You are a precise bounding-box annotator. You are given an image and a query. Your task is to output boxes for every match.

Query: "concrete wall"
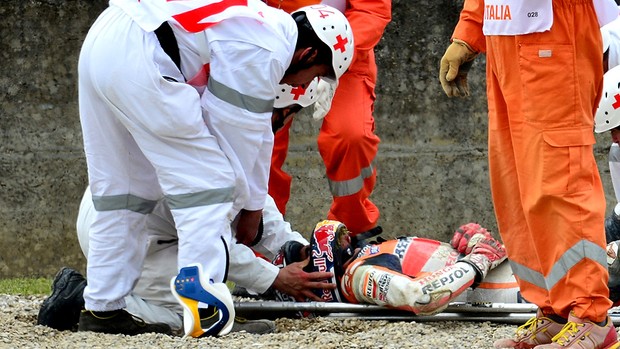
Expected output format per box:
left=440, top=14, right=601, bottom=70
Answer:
left=1, top=0, right=614, bottom=277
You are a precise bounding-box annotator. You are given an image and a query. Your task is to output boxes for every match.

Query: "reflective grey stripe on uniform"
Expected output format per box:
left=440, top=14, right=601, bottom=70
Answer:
left=165, top=187, right=234, bottom=210
left=92, top=194, right=158, bottom=214
left=207, top=77, right=274, bottom=113
left=508, top=240, right=608, bottom=291
left=609, top=144, right=620, bottom=163
left=328, top=163, right=375, bottom=197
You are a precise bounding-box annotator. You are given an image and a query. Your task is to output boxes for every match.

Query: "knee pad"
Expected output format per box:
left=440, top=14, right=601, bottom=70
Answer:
left=171, top=263, right=235, bottom=338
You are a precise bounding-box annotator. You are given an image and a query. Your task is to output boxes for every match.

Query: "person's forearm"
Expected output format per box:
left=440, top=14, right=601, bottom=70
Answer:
left=451, top=0, right=486, bottom=53
left=228, top=243, right=279, bottom=294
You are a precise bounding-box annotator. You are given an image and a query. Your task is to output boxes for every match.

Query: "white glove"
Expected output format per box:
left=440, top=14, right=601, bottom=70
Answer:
left=608, top=241, right=619, bottom=266
left=312, top=79, right=337, bottom=120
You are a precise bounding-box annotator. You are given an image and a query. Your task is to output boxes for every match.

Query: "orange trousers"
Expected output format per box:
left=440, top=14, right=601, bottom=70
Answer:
left=484, top=0, right=610, bottom=321
left=269, top=69, right=381, bottom=235
left=266, top=0, right=390, bottom=236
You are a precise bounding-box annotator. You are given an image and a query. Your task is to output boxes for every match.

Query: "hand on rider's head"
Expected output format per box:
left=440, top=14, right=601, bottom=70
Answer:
left=272, top=256, right=336, bottom=302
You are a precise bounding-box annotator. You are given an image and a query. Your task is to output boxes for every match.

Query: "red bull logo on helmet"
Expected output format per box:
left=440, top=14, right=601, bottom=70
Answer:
left=311, top=221, right=337, bottom=263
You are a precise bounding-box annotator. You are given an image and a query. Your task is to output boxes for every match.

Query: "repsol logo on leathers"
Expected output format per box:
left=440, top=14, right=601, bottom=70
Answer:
left=421, top=266, right=471, bottom=295
left=364, top=270, right=394, bottom=300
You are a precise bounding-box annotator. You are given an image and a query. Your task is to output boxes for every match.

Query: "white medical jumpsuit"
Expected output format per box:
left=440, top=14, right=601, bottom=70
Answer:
left=78, top=0, right=296, bottom=311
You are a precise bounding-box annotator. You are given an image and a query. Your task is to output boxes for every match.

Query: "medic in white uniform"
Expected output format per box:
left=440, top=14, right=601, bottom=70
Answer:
left=595, top=58, right=620, bottom=309
left=78, top=0, right=353, bottom=337
left=599, top=13, right=620, bottom=244
left=73, top=79, right=335, bottom=331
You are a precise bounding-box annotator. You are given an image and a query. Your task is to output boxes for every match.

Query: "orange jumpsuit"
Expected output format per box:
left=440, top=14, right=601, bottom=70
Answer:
left=266, top=0, right=392, bottom=236
left=453, top=0, right=610, bottom=322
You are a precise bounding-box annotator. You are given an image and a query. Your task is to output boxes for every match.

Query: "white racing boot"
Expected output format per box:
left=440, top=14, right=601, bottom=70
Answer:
left=171, top=263, right=235, bottom=338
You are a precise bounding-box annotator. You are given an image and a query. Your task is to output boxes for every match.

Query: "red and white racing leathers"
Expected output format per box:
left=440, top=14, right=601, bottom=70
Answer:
left=341, top=237, right=521, bottom=315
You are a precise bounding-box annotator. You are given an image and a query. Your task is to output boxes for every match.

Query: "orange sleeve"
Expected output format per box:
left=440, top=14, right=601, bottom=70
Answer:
left=345, top=0, right=392, bottom=51
left=451, top=0, right=486, bottom=53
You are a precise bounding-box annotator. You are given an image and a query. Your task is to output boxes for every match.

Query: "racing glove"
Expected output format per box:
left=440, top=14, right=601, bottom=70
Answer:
left=450, top=222, right=492, bottom=255
left=439, top=39, right=478, bottom=97
left=606, top=210, right=620, bottom=243
left=312, top=79, right=337, bottom=121
left=460, top=236, right=507, bottom=286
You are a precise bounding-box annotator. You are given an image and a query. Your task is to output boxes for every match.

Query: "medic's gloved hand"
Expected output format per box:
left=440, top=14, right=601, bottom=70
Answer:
left=450, top=222, right=492, bottom=255
left=461, top=236, right=507, bottom=284
left=439, top=39, right=478, bottom=97
left=312, top=79, right=337, bottom=120
left=606, top=211, right=620, bottom=243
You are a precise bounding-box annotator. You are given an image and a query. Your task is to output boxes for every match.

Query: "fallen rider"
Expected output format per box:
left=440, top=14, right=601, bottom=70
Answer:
left=270, top=220, right=521, bottom=315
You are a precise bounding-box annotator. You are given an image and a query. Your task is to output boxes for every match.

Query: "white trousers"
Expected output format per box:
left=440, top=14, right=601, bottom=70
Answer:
left=78, top=6, right=235, bottom=311
left=77, top=188, right=309, bottom=328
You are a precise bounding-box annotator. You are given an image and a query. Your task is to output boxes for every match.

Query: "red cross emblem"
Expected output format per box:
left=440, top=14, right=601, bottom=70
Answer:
left=333, top=35, right=349, bottom=53
left=613, top=93, right=620, bottom=110
left=290, top=86, right=307, bottom=100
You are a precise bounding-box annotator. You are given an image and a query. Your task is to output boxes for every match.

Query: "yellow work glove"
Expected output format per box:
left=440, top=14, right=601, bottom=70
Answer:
left=439, top=39, right=478, bottom=97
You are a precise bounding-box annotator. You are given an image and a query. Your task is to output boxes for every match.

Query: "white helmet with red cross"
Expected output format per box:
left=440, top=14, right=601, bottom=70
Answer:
left=274, top=78, right=319, bottom=109
left=292, top=4, right=354, bottom=84
left=596, top=65, right=620, bottom=133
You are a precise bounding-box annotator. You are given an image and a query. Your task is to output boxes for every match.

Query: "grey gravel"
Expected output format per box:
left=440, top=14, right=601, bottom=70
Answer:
left=1, top=294, right=525, bottom=349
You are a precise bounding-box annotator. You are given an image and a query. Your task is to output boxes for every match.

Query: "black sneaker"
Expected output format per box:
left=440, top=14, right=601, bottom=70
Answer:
left=78, top=309, right=172, bottom=335
left=199, top=308, right=275, bottom=335
left=37, top=267, right=87, bottom=331
left=231, top=317, right=275, bottom=334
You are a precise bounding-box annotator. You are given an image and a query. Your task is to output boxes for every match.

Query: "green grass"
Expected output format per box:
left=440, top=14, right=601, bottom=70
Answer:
left=0, top=277, right=52, bottom=296
left=0, top=279, right=235, bottom=296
